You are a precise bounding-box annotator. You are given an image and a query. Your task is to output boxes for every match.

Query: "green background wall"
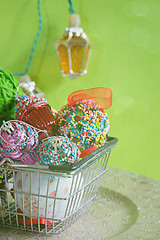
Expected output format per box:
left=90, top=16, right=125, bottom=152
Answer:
left=0, top=0, right=160, bottom=181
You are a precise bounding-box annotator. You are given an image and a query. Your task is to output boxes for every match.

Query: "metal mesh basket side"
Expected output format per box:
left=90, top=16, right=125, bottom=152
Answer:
left=0, top=138, right=117, bottom=234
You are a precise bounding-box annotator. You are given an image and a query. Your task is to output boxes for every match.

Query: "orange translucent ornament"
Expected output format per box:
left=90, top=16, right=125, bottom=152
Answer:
left=55, top=14, right=91, bottom=78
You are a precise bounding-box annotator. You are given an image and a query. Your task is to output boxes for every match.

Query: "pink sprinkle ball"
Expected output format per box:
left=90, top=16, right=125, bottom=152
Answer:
left=0, top=120, right=39, bottom=162
left=56, top=100, right=110, bottom=152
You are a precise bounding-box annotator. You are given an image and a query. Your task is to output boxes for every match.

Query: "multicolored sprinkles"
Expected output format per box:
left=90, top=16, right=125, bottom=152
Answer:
left=56, top=100, right=110, bottom=151
left=0, top=121, right=39, bottom=160
left=37, top=136, right=80, bottom=165
left=15, top=95, right=48, bottom=119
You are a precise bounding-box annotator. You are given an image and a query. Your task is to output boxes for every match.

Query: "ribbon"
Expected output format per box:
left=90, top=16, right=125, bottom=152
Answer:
left=80, top=145, right=97, bottom=158
left=17, top=212, right=51, bottom=226
left=67, top=87, right=112, bottom=109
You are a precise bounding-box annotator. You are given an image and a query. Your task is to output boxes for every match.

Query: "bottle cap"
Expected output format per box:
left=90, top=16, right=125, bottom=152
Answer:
left=69, top=14, right=81, bottom=27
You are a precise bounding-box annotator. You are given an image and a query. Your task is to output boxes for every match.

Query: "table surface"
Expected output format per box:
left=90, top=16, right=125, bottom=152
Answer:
left=1, top=167, right=160, bottom=240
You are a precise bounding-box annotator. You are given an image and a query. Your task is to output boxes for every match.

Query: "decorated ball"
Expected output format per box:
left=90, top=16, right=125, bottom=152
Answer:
left=15, top=96, right=57, bottom=139
left=56, top=100, right=110, bottom=152
left=15, top=95, right=48, bottom=121
left=37, top=136, right=80, bottom=165
left=0, top=120, right=39, bottom=161
left=14, top=171, right=83, bottom=220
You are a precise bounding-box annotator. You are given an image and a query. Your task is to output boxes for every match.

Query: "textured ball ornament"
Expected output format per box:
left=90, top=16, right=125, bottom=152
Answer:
left=0, top=69, right=22, bottom=126
left=0, top=121, right=39, bottom=164
left=37, top=136, right=80, bottom=165
left=57, top=100, right=110, bottom=153
left=15, top=96, right=57, bottom=140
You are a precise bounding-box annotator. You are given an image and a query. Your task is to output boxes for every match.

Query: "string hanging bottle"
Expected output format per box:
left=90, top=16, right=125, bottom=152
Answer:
left=55, top=0, right=91, bottom=78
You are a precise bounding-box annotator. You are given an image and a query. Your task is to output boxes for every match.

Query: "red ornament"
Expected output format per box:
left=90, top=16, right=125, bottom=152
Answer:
left=15, top=96, right=57, bottom=140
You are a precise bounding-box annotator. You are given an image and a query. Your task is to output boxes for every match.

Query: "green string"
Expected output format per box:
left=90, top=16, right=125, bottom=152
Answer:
left=13, top=0, right=42, bottom=76
left=68, top=0, right=75, bottom=14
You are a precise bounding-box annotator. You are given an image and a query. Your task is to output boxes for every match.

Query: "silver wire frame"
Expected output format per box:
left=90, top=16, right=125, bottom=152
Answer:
left=0, top=138, right=117, bottom=234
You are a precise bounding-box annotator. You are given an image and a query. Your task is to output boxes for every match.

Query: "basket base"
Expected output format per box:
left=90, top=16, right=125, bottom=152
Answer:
left=0, top=197, right=95, bottom=234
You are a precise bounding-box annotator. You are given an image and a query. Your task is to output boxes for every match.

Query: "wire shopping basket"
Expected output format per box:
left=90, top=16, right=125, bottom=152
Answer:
left=0, top=137, right=118, bottom=234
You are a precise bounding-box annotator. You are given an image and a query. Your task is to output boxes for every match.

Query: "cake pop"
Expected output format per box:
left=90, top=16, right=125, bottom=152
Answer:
left=56, top=88, right=112, bottom=157
left=15, top=96, right=57, bottom=140
left=37, top=136, right=80, bottom=165
left=57, top=100, right=109, bottom=151
left=0, top=120, right=39, bottom=164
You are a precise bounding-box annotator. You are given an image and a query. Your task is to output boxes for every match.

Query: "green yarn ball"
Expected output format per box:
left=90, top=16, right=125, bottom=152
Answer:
left=0, top=69, right=22, bottom=126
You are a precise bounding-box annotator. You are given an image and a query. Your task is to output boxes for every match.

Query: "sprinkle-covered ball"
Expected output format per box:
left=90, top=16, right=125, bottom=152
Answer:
left=56, top=100, right=110, bottom=152
left=15, top=96, right=57, bottom=139
left=0, top=121, right=39, bottom=160
left=15, top=95, right=48, bottom=120
left=37, top=136, right=80, bottom=165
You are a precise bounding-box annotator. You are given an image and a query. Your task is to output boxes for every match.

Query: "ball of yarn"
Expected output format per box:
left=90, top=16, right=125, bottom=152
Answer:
left=0, top=69, right=22, bottom=126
